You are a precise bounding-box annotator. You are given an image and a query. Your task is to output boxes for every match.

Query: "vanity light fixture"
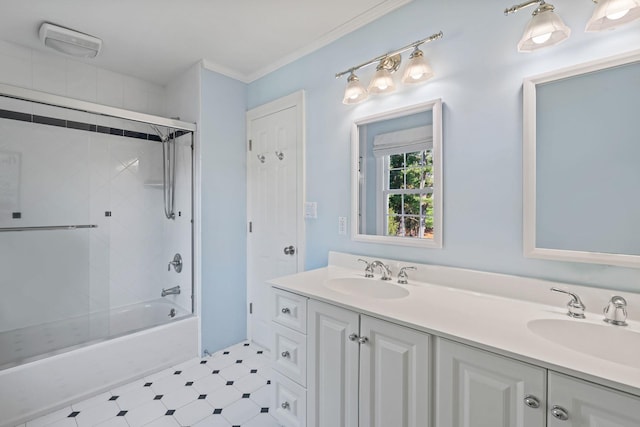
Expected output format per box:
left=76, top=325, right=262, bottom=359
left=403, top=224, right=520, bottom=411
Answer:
left=504, top=0, right=571, bottom=52
left=336, top=31, right=443, bottom=105
left=586, top=0, right=640, bottom=31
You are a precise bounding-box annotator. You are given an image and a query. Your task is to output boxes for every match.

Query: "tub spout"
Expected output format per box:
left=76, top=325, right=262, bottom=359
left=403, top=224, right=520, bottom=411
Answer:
left=161, top=285, right=181, bottom=297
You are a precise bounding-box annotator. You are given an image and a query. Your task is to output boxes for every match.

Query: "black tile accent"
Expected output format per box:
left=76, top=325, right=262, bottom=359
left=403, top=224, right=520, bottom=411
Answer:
left=12, top=212, right=21, bottom=219
left=97, top=125, right=111, bottom=134
left=124, top=130, right=148, bottom=140
left=233, top=425, right=241, bottom=427
left=223, top=351, right=230, bottom=355
left=154, top=395, right=163, bottom=400
left=198, top=394, right=207, bottom=399
left=109, top=396, right=119, bottom=401
left=212, top=370, right=220, bottom=374
left=200, top=360, right=207, bottom=364
left=267, top=380, right=271, bottom=385
left=257, top=351, right=263, bottom=354
left=250, top=369, right=258, bottom=374
left=0, top=109, right=32, bottom=122
left=68, top=411, right=80, bottom=418
left=33, top=115, right=66, bottom=127
left=243, top=343, right=250, bottom=347
left=148, top=134, right=162, bottom=142
left=185, top=381, right=194, bottom=386
left=105, top=211, right=112, bottom=217
left=109, top=127, right=124, bottom=136
left=236, top=360, right=243, bottom=364
left=117, top=410, right=127, bottom=416
left=165, top=409, right=176, bottom=415
left=242, top=393, right=250, bottom=398
left=226, top=381, right=234, bottom=386
left=174, top=370, right=182, bottom=375
left=261, top=408, right=269, bottom=413
left=213, top=408, right=223, bottom=414
left=67, top=120, right=92, bottom=131
left=144, top=382, right=153, bottom=387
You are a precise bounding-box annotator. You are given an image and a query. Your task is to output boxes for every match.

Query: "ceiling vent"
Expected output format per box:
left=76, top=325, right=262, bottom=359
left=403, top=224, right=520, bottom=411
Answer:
left=39, top=22, right=102, bottom=58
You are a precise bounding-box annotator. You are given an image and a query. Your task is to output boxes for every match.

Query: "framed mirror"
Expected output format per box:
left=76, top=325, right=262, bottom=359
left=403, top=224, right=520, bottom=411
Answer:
left=523, top=50, right=640, bottom=268
left=351, top=99, right=442, bottom=248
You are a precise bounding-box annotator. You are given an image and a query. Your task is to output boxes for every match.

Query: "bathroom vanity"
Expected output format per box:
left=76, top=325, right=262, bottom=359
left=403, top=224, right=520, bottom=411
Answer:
left=268, top=252, right=640, bottom=427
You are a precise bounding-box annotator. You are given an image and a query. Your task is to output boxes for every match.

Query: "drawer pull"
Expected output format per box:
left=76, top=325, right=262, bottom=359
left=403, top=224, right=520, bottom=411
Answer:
left=358, top=336, right=369, bottom=344
left=281, top=307, right=291, bottom=314
left=524, top=395, right=540, bottom=409
left=281, top=401, right=290, bottom=410
left=348, top=333, right=359, bottom=342
left=550, top=405, right=569, bottom=421
left=281, top=350, right=291, bottom=358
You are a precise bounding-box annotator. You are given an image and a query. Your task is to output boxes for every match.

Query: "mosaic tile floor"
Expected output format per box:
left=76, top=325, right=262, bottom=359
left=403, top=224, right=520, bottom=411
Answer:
left=18, top=341, right=279, bottom=427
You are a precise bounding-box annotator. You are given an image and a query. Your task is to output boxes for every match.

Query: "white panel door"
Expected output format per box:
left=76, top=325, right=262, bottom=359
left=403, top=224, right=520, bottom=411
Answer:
left=247, top=102, right=300, bottom=349
left=547, top=372, right=640, bottom=427
left=436, top=338, right=546, bottom=427
left=307, top=300, right=360, bottom=427
left=359, top=315, right=430, bottom=427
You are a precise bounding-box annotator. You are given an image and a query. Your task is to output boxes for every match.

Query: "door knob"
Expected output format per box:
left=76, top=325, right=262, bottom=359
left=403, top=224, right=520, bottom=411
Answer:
left=348, top=333, right=359, bottom=341
left=550, top=405, right=569, bottom=421
left=281, top=351, right=290, bottom=358
left=523, top=395, right=540, bottom=409
left=358, top=336, right=369, bottom=344
left=281, top=307, right=291, bottom=314
left=283, top=245, right=296, bottom=255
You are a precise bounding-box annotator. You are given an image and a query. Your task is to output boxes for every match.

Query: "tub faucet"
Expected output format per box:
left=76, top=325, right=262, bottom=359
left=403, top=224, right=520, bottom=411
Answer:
left=370, top=260, right=392, bottom=281
left=161, top=285, right=181, bottom=297
left=603, top=296, right=628, bottom=326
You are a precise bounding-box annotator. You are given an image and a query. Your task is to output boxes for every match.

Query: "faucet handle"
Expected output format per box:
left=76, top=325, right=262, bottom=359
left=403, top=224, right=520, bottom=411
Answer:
left=397, top=266, right=417, bottom=284
left=604, top=296, right=628, bottom=326
left=551, top=287, right=586, bottom=318
left=358, top=259, right=374, bottom=278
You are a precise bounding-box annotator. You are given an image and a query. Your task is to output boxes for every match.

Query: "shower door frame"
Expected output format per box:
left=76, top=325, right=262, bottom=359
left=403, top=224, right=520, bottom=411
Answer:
left=0, top=81, right=199, bottom=315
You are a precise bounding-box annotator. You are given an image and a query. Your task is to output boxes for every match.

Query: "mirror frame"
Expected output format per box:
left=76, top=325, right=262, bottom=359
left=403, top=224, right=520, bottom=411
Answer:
left=523, top=49, right=640, bottom=268
left=351, top=99, right=443, bottom=248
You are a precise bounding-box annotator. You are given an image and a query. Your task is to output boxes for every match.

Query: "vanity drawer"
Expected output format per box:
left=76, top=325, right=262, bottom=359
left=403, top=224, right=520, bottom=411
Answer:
left=273, top=322, right=307, bottom=386
left=273, top=370, right=307, bottom=427
left=273, top=288, right=308, bottom=333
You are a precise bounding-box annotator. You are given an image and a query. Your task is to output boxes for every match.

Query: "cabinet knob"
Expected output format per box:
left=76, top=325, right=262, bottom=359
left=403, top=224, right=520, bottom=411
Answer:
left=550, top=405, right=569, bottom=421
left=281, top=350, right=290, bottom=358
left=358, top=336, right=369, bottom=344
left=523, top=395, right=540, bottom=409
left=281, top=401, right=290, bottom=410
left=281, top=307, right=291, bottom=314
left=348, top=333, right=359, bottom=342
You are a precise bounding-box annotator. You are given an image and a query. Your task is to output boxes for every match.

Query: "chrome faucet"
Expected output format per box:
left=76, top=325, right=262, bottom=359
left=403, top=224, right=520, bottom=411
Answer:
left=603, top=296, right=628, bottom=326
left=397, top=266, right=416, bottom=284
left=370, top=260, right=392, bottom=281
left=161, top=285, right=181, bottom=297
left=358, top=259, right=375, bottom=278
left=551, top=287, right=586, bottom=318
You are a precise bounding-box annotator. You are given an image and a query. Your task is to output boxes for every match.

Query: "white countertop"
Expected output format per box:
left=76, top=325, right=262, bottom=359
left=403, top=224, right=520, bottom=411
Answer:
left=268, top=252, right=640, bottom=397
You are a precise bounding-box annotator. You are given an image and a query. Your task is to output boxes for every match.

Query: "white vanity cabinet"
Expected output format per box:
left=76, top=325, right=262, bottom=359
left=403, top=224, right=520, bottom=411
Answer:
left=547, top=372, right=640, bottom=427
left=436, top=338, right=546, bottom=427
left=307, top=299, right=431, bottom=427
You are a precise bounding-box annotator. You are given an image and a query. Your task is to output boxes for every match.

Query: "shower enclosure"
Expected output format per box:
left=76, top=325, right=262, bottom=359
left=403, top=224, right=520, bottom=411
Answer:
left=0, top=83, right=195, bottom=372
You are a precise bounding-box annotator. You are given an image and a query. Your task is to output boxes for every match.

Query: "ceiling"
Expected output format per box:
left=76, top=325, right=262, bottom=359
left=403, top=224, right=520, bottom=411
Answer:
left=0, top=0, right=411, bottom=86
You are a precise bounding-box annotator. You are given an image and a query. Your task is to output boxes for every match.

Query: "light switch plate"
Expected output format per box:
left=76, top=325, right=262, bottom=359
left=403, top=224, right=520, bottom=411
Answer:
left=304, top=202, right=317, bottom=219
left=338, top=216, right=347, bottom=235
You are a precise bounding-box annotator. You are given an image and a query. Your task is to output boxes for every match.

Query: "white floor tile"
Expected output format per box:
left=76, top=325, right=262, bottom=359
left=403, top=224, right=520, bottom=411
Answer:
left=95, top=416, right=129, bottom=427
left=234, top=374, right=269, bottom=394
left=192, top=414, right=232, bottom=427
left=206, top=355, right=237, bottom=371
left=179, top=363, right=214, bottom=381
left=192, top=374, right=226, bottom=395
left=242, top=413, right=280, bottom=427
left=204, top=385, right=242, bottom=409
left=75, top=401, right=120, bottom=427
left=46, top=418, right=77, bottom=427
left=249, top=384, right=273, bottom=408
left=150, top=374, right=188, bottom=396
left=171, top=357, right=201, bottom=371
left=71, top=392, right=112, bottom=411
left=172, top=400, right=214, bottom=426
left=26, top=406, right=73, bottom=427
left=218, top=363, right=251, bottom=381
left=124, top=400, right=167, bottom=427
left=114, top=383, right=156, bottom=410
left=221, top=398, right=260, bottom=425
left=142, top=416, right=180, bottom=426
left=143, top=367, right=175, bottom=383
left=161, top=386, right=199, bottom=410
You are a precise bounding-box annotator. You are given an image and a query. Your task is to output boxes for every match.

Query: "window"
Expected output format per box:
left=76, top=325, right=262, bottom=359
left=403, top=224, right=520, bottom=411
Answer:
left=383, top=150, right=434, bottom=238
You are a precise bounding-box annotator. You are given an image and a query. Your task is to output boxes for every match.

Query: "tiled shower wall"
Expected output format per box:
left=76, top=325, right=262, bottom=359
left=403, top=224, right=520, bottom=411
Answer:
left=0, top=40, right=193, bottom=333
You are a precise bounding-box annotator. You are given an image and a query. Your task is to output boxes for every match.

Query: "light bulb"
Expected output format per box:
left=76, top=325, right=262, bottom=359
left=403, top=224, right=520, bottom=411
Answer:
left=401, top=47, right=434, bottom=85
left=342, top=72, right=368, bottom=105
left=532, top=32, right=552, bottom=44
left=368, top=66, right=396, bottom=94
left=607, top=8, right=629, bottom=19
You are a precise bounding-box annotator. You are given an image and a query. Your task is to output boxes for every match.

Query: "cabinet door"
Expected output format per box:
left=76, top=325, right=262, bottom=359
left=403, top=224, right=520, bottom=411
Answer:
left=359, top=315, right=431, bottom=427
left=548, top=372, right=640, bottom=427
left=307, top=300, right=359, bottom=427
left=436, top=338, right=546, bottom=427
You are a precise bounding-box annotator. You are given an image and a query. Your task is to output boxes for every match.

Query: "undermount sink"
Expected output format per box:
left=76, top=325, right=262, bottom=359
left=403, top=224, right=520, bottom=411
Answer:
left=323, top=277, right=410, bottom=299
left=527, top=318, right=640, bottom=369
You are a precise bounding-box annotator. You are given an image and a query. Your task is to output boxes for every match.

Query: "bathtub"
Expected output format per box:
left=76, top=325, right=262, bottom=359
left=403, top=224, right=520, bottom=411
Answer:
left=0, top=300, right=198, bottom=426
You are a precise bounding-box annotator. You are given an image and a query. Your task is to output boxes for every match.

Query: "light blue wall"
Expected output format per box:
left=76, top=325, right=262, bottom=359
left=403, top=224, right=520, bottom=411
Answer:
left=200, top=69, right=248, bottom=352
left=247, top=0, right=640, bottom=291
